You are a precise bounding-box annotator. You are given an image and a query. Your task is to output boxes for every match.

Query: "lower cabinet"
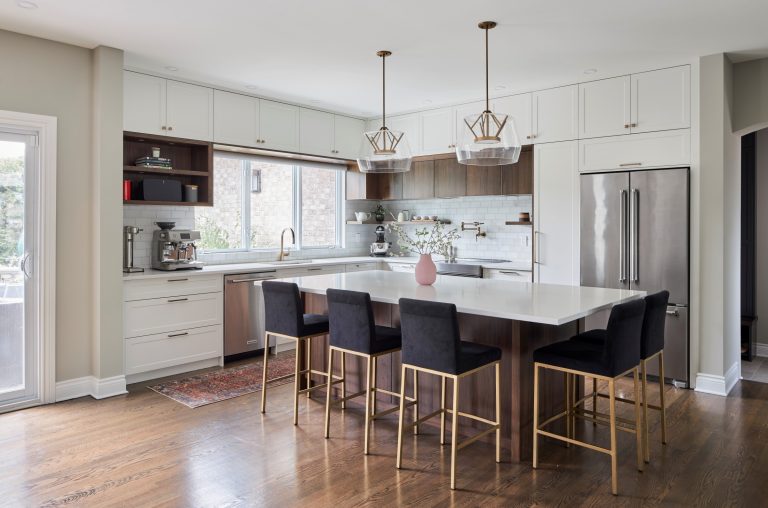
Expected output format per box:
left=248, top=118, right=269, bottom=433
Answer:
left=483, top=269, right=532, bottom=282
left=125, top=325, right=223, bottom=376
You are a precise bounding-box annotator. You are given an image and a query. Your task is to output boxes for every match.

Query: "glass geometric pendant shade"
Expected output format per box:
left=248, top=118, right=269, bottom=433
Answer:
left=358, top=51, right=412, bottom=174
left=456, top=21, right=521, bottom=166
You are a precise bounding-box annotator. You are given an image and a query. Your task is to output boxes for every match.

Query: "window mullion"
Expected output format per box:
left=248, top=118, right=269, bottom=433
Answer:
left=241, top=161, right=250, bottom=249
left=294, top=166, right=302, bottom=250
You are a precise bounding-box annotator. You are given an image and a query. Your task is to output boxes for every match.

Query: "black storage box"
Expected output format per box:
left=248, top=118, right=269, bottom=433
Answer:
left=134, top=178, right=182, bottom=202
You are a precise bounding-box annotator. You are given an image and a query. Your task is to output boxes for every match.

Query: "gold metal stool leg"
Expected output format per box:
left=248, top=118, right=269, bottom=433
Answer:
left=371, top=355, right=378, bottom=416
left=633, top=368, right=644, bottom=472
left=532, top=364, right=540, bottom=469
left=641, top=359, right=650, bottom=463
left=395, top=364, right=407, bottom=469
left=609, top=378, right=618, bottom=496
left=306, top=338, right=312, bottom=399
left=450, top=376, right=460, bottom=490
left=495, top=362, right=501, bottom=463
left=592, top=377, right=598, bottom=426
left=440, top=376, right=447, bottom=445
left=340, top=351, right=346, bottom=409
left=413, top=369, right=420, bottom=435
left=659, top=351, right=668, bottom=445
left=293, top=337, right=301, bottom=425
left=261, top=332, right=270, bottom=413
left=323, top=347, right=335, bottom=438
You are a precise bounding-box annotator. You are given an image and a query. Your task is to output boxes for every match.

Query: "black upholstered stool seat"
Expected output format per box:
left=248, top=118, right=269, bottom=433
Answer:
left=324, top=289, right=406, bottom=455
left=533, top=339, right=612, bottom=377
left=396, top=298, right=501, bottom=490
left=261, top=281, right=331, bottom=425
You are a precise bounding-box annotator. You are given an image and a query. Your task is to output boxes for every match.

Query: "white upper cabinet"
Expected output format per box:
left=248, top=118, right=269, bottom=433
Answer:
left=299, top=108, right=335, bottom=156
left=388, top=113, right=422, bottom=155
left=165, top=81, right=213, bottom=140
left=259, top=100, right=300, bottom=152
left=453, top=101, right=486, bottom=149
left=578, top=76, right=630, bottom=139
left=631, top=66, right=690, bottom=133
left=213, top=90, right=260, bottom=147
left=534, top=141, right=579, bottom=285
left=333, top=115, right=365, bottom=160
left=492, top=93, right=533, bottom=144
left=532, top=85, right=579, bottom=144
left=124, top=72, right=166, bottom=135
left=421, top=108, right=455, bottom=154
left=578, top=129, right=691, bottom=173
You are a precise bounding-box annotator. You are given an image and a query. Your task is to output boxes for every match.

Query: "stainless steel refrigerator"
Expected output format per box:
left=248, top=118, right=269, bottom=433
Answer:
left=580, top=167, right=689, bottom=387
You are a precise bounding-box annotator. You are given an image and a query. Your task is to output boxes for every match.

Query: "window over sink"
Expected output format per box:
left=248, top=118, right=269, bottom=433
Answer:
left=195, top=151, right=343, bottom=252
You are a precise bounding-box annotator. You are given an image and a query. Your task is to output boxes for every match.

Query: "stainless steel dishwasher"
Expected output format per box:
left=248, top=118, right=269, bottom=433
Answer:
left=224, top=270, right=277, bottom=357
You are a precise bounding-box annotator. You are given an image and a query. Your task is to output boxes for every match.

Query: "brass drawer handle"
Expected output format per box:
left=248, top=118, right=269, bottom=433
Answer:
left=167, top=332, right=189, bottom=338
left=167, top=278, right=189, bottom=282
left=619, top=162, right=642, bottom=167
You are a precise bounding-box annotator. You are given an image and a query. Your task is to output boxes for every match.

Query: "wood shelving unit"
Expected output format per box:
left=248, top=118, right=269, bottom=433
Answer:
left=505, top=221, right=533, bottom=226
left=123, top=132, right=213, bottom=206
left=346, top=219, right=451, bottom=225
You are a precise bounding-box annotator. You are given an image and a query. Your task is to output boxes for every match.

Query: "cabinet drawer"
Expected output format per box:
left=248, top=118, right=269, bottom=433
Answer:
left=345, top=262, right=379, bottom=272
left=483, top=269, right=532, bottom=282
left=578, top=130, right=690, bottom=173
left=276, top=264, right=345, bottom=278
left=124, top=292, right=223, bottom=338
left=125, top=325, right=222, bottom=375
left=124, top=274, right=222, bottom=301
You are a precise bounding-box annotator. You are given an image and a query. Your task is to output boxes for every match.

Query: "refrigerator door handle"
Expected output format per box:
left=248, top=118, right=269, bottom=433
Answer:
left=619, top=189, right=627, bottom=283
left=630, top=188, right=639, bottom=283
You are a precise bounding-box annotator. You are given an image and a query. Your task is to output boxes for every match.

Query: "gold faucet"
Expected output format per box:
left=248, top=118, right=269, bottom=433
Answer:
left=278, top=227, right=295, bottom=261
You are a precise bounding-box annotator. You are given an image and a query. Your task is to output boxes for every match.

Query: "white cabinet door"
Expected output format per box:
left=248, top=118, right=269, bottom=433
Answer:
left=578, top=76, right=630, bottom=139
left=124, top=72, right=166, bottom=135
left=534, top=141, right=579, bottom=285
left=166, top=80, right=214, bottom=140
left=387, top=113, right=422, bottom=155
left=213, top=90, right=260, bottom=147
left=125, top=325, right=222, bottom=376
left=631, top=66, right=691, bottom=133
left=299, top=108, right=335, bottom=156
left=259, top=99, right=300, bottom=152
left=578, top=129, right=691, bottom=173
left=334, top=115, right=364, bottom=159
left=123, top=292, right=223, bottom=339
left=532, top=85, right=578, bottom=144
left=453, top=101, right=486, bottom=148
left=420, top=108, right=455, bottom=154
left=493, top=93, right=533, bottom=144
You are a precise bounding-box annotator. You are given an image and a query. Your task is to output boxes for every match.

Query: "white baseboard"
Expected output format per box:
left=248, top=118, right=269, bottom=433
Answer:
left=756, top=343, right=768, bottom=358
left=56, top=375, right=127, bottom=402
left=125, top=357, right=221, bottom=385
left=695, top=361, right=740, bottom=397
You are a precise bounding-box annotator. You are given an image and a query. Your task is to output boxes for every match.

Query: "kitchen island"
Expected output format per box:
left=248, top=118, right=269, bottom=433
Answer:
left=271, top=271, right=644, bottom=462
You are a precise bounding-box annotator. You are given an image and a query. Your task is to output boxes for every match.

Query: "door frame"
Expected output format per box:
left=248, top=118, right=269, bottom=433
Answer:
left=0, top=109, right=57, bottom=411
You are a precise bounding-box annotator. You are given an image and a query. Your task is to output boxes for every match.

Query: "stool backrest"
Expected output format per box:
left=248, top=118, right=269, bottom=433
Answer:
left=262, top=281, right=304, bottom=337
left=604, top=298, right=646, bottom=376
left=327, top=289, right=376, bottom=352
left=399, top=298, right=461, bottom=372
left=641, top=290, right=670, bottom=359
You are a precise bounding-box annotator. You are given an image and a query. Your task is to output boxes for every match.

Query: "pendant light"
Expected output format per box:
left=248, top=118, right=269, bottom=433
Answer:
left=456, top=21, right=521, bottom=166
left=357, top=50, right=412, bottom=174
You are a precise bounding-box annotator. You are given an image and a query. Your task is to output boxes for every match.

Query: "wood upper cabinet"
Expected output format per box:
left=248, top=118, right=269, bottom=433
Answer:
left=124, top=71, right=213, bottom=140
left=402, top=160, right=435, bottom=199
left=259, top=99, right=300, bottom=152
left=631, top=66, right=690, bottom=133
left=532, top=85, right=579, bottom=144
left=334, top=115, right=365, bottom=159
left=578, top=76, right=631, bottom=139
left=213, top=90, right=260, bottom=147
left=434, top=158, right=466, bottom=198
left=501, top=148, right=533, bottom=195
left=299, top=108, right=335, bottom=156
left=373, top=172, right=403, bottom=200
left=124, top=72, right=166, bottom=136
left=492, top=93, right=533, bottom=144
left=466, top=166, right=501, bottom=196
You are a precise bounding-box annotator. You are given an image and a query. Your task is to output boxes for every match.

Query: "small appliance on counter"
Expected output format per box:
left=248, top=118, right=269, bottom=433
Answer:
left=151, top=222, right=204, bottom=271
left=370, top=225, right=391, bottom=257
left=123, top=225, right=144, bottom=273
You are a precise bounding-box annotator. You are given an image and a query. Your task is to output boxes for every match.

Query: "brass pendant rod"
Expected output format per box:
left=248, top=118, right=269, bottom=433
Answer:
left=485, top=25, right=490, bottom=113
left=382, top=52, right=387, bottom=130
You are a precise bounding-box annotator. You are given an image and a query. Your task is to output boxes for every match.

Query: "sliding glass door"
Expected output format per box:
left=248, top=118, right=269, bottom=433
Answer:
left=0, top=130, right=39, bottom=407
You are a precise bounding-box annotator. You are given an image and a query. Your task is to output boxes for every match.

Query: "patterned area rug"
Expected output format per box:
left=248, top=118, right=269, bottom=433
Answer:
left=148, top=351, right=296, bottom=408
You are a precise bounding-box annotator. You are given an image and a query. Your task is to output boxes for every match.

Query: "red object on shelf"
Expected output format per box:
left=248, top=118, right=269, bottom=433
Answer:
left=123, top=180, right=132, bottom=201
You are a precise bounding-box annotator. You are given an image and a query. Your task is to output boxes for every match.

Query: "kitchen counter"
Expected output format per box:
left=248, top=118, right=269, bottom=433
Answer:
left=275, top=271, right=642, bottom=326
left=121, top=256, right=533, bottom=281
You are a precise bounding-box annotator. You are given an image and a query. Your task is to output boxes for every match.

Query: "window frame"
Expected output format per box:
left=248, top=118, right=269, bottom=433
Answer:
left=198, top=152, right=344, bottom=253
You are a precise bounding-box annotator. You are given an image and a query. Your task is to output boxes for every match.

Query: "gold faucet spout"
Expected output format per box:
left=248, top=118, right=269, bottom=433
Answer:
left=278, top=227, right=296, bottom=261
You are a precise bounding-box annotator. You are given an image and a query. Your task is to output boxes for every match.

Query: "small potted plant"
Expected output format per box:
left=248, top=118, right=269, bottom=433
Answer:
left=387, top=222, right=461, bottom=285
left=373, top=204, right=388, bottom=223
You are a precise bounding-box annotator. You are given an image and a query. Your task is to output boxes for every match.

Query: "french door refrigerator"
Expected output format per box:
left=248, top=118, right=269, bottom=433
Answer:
left=580, top=167, right=689, bottom=386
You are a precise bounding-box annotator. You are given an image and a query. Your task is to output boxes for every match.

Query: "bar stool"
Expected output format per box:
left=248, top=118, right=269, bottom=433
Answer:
left=396, top=298, right=501, bottom=491
left=572, top=290, right=670, bottom=463
left=532, top=298, right=646, bottom=496
left=324, top=289, right=416, bottom=455
left=261, top=281, right=330, bottom=425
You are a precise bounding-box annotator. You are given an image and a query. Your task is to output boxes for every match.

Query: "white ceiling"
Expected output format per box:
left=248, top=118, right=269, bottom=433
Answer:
left=1, top=0, right=768, bottom=117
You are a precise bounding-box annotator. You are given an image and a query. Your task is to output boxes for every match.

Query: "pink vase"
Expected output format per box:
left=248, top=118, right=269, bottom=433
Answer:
left=415, top=254, right=437, bottom=285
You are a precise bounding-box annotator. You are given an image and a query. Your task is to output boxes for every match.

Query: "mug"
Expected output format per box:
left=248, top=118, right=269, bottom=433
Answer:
left=355, top=212, right=372, bottom=222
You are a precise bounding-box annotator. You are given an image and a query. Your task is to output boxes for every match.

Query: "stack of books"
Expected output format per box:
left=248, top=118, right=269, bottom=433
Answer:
left=135, top=157, right=172, bottom=169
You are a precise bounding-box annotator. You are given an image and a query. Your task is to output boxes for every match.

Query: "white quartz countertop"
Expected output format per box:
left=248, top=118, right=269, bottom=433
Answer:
left=122, top=256, right=532, bottom=281
left=271, top=271, right=644, bottom=326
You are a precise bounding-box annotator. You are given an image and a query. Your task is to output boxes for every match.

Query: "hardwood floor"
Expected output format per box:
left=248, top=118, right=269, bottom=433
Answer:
left=2, top=360, right=768, bottom=507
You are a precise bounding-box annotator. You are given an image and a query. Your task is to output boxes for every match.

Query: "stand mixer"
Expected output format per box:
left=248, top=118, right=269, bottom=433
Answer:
left=370, top=225, right=391, bottom=257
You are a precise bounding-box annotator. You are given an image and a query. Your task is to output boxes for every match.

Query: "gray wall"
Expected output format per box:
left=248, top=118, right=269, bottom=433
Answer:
left=734, top=58, right=768, bottom=133
left=756, top=129, right=768, bottom=344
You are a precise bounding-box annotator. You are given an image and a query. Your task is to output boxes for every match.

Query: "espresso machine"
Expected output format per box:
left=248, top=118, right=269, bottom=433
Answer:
left=151, top=222, right=204, bottom=271
left=370, top=225, right=391, bottom=257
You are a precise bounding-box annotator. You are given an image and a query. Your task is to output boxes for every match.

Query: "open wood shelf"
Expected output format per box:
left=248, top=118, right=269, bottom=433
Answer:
left=123, top=165, right=208, bottom=177
left=505, top=221, right=533, bottom=226
left=346, top=219, right=451, bottom=225
left=123, top=200, right=202, bottom=206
